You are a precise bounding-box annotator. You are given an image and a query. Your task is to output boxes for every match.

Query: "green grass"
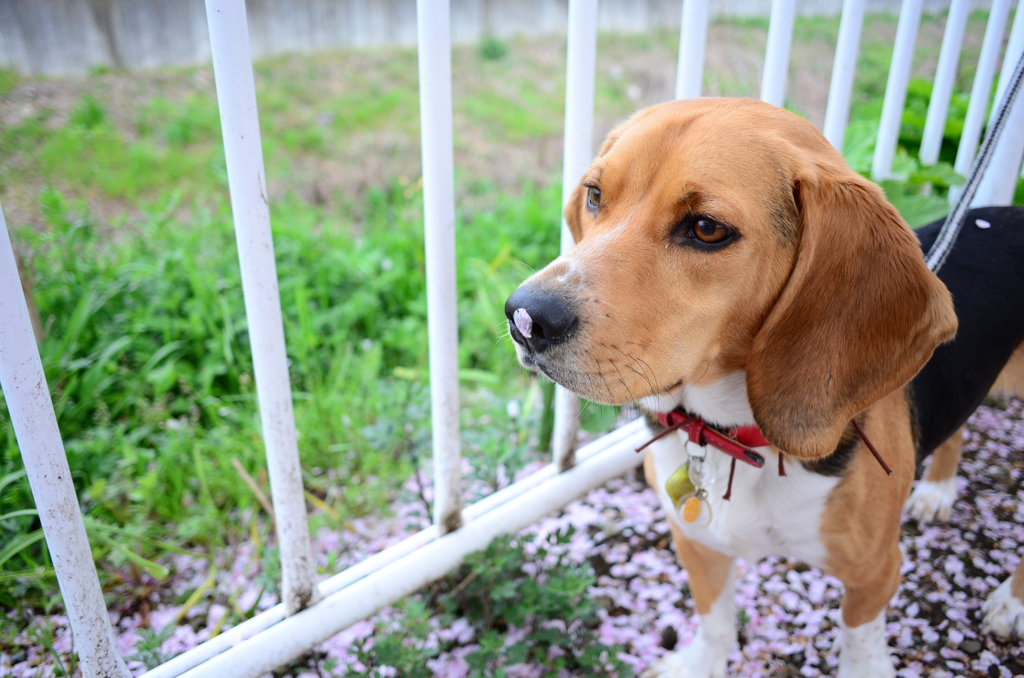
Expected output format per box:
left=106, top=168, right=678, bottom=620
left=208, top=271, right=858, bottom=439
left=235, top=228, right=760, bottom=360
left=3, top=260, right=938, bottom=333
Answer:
left=330, top=87, right=418, bottom=134
left=0, top=178, right=561, bottom=610
left=460, top=87, right=563, bottom=140
left=0, top=68, right=19, bottom=97
left=38, top=123, right=213, bottom=199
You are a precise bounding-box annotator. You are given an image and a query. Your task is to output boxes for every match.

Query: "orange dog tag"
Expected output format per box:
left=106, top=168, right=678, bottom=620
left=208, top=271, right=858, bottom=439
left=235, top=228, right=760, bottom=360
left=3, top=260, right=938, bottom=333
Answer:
left=682, top=496, right=701, bottom=523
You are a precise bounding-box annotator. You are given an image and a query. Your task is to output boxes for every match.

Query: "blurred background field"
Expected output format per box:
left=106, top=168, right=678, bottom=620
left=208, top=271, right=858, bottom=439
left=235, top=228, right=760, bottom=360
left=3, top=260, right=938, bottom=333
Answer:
left=2, top=10, right=1024, bottom=674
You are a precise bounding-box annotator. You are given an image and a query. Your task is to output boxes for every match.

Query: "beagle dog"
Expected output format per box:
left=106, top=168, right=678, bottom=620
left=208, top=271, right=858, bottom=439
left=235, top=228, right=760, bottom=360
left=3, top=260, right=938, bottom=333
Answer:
left=504, top=97, right=1024, bottom=677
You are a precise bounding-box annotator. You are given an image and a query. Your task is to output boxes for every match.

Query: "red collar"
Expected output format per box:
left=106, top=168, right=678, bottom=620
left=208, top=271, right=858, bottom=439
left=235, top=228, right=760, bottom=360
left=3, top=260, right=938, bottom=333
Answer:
left=636, top=407, right=768, bottom=468
left=635, top=407, right=893, bottom=477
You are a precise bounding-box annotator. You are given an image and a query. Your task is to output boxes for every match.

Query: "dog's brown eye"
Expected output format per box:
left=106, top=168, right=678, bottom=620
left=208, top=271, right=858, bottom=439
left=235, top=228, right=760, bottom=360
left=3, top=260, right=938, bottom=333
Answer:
left=586, top=186, right=601, bottom=211
left=692, top=219, right=730, bottom=244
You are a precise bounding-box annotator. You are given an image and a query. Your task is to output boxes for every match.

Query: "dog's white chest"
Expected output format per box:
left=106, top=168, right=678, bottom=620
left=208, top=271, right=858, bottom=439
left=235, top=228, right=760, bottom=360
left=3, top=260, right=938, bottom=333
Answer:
left=648, top=431, right=839, bottom=566
left=642, top=374, right=842, bottom=566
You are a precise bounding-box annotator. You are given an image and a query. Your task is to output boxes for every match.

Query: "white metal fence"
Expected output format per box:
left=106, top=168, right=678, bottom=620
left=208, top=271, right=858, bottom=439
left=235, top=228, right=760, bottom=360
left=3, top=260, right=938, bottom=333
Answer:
left=1, top=0, right=1023, bottom=676
left=3, top=0, right=991, bottom=77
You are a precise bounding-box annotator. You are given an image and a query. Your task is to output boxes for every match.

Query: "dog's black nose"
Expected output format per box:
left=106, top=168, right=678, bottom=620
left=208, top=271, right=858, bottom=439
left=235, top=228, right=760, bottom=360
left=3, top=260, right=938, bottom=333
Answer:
left=504, top=286, right=578, bottom=354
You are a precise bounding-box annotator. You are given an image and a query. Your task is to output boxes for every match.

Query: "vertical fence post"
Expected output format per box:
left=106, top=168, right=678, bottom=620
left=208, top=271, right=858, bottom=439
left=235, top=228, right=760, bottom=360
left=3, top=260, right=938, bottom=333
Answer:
left=0, top=207, right=131, bottom=678
left=991, top=0, right=1024, bottom=127
left=204, top=0, right=319, bottom=614
left=553, top=0, right=599, bottom=472
left=676, top=0, right=709, bottom=99
left=416, top=0, right=463, bottom=532
left=872, top=0, right=923, bottom=180
left=823, top=0, right=866, bottom=149
left=953, top=0, right=1013, bottom=183
left=761, top=0, right=797, bottom=107
left=973, top=4, right=1024, bottom=205
left=919, top=0, right=971, bottom=166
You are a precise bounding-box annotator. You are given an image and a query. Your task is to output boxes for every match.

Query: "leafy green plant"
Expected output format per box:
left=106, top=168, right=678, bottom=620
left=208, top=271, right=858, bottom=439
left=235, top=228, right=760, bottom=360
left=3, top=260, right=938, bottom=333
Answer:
left=348, top=599, right=438, bottom=677
left=128, top=624, right=177, bottom=670
left=479, top=37, right=509, bottom=61
left=841, top=77, right=985, bottom=227
left=69, top=95, right=106, bottom=129
left=449, top=531, right=633, bottom=675
left=579, top=401, right=620, bottom=434
left=347, top=531, right=633, bottom=677
left=898, top=79, right=970, bottom=166
left=461, top=385, right=545, bottom=498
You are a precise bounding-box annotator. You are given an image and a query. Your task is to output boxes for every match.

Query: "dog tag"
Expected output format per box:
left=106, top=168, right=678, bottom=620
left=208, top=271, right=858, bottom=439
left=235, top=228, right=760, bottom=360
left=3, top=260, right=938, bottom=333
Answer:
left=681, top=489, right=712, bottom=529
left=665, top=462, right=696, bottom=509
left=682, top=495, right=701, bottom=522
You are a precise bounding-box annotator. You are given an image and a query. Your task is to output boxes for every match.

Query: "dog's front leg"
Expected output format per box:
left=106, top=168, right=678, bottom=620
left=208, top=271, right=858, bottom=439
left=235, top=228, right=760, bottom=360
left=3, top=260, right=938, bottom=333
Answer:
left=641, top=525, right=736, bottom=678
left=835, top=544, right=901, bottom=678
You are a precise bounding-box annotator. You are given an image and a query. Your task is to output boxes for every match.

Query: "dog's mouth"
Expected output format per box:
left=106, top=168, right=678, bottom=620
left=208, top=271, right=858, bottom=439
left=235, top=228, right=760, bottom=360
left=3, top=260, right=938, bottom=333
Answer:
left=507, top=318, right=557, bottom=376
left=508, top=315, right=650, bottom=405
left=506, top=313, right=590, bottom=393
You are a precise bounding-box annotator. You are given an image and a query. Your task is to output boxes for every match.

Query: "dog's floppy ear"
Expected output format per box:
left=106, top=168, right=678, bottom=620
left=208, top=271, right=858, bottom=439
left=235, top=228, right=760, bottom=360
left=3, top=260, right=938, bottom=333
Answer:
left=747, top=175, right=957, bottom=459
left=563, top=183, right=584, bottom=244
left=564, top=111, right=655, bottom=244
left=563, top=122, right=628, bottom=244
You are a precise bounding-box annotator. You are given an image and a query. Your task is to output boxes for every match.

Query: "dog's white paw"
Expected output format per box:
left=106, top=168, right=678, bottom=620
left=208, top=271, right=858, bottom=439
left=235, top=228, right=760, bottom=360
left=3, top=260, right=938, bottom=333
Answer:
left=640, top=638, right=728, bottom=678
left=904, top=478, right=956, bottom=523
left=982, top=579, right=1024, bottom=638
left=836, top=612, right=895, bottom=678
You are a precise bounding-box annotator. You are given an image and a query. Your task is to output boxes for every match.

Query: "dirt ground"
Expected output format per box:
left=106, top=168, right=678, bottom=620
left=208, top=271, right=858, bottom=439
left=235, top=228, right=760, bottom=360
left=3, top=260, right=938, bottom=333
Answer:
left=0, top=13, right=991, bottom=234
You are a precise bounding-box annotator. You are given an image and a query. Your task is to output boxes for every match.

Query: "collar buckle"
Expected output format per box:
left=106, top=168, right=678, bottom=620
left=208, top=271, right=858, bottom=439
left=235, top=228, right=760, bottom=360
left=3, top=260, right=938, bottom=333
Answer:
left=639, top=407, right=766, bottom=468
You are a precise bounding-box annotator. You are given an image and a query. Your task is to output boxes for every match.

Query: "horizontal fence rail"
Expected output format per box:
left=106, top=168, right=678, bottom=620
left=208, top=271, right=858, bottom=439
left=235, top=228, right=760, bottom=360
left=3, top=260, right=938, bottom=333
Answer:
left=161, top=421, right=649, bottom=678
left=4, top=0, right=1024, bottom=677
left=143, top=419, right=647, bottom=678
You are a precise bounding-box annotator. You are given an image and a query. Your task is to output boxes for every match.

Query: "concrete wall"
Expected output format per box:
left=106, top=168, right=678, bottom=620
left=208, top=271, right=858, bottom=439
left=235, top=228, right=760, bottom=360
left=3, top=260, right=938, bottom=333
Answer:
left=0, top=0, right=962, bottom=76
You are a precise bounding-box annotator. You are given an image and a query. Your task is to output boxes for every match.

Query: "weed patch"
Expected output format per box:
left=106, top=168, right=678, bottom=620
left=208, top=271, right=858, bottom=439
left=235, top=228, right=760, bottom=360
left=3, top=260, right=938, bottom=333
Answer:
left=344, top=531, right=633, bottom=677
left=0, top=180, right=562, bottom=612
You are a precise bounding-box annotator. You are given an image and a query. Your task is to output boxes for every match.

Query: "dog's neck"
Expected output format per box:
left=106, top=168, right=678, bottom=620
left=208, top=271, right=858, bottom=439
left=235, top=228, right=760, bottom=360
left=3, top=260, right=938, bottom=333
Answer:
left=640, top=371, right=756, bottom=430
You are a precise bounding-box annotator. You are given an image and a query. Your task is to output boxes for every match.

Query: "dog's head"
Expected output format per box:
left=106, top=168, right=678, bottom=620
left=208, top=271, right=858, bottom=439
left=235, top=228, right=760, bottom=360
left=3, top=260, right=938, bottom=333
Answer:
left=505, top=98, right=956, bottom=459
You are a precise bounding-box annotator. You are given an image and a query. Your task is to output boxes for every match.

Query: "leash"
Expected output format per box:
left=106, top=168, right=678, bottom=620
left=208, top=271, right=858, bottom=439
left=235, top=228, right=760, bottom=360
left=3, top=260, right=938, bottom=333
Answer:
left=924, top=48, right=1024, bottom=274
